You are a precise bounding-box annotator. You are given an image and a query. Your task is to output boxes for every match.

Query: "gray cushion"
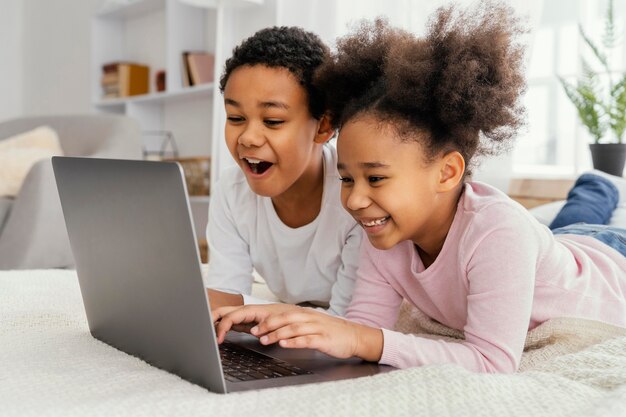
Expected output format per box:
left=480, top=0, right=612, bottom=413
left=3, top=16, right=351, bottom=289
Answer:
left=0, top=114, right=143, bottom=270
left=0, top=197, right=13, bottom=230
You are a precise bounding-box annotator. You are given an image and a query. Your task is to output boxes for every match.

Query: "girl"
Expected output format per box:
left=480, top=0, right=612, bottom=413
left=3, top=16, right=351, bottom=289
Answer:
left=214, top=4, right=626, bottom=373
left=206, top=27, right=361, bottom=316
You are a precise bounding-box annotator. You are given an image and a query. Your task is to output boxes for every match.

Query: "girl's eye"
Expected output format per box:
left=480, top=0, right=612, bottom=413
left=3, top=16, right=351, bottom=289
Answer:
left=368, top=176, right=385, bottom=183
left=227, top=116, right=244, bottom=123
left=264, top=119, right=284, bottom=127
left=339, top=176, right=353, bottom=184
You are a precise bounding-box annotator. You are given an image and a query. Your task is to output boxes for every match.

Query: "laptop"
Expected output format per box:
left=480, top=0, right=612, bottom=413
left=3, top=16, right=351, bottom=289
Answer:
left=52, top=156, right=393, bottom=393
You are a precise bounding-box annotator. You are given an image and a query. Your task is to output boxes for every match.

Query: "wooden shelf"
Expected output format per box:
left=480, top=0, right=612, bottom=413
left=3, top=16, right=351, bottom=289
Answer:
left=96, top=0, right=166, bottom=19
left=94, top=83, right=214, bottom=108
left=178, top=0, right=263, bottom=9
left=96, top=0, right=263, bottom=20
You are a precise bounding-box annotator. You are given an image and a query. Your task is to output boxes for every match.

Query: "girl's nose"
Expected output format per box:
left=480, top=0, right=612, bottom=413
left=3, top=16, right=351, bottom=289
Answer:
left=344, top=184, right=371, bottom=211
left=238, top=124, right=265, bottom=148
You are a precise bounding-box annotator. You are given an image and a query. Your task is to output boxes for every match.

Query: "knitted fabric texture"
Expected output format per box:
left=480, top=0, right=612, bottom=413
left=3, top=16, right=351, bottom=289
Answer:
left=2, top=270, right=625, bottom=417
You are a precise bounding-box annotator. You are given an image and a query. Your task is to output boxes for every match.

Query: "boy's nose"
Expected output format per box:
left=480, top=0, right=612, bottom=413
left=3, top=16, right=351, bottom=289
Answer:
left=238, top=124, right=265, bottom=148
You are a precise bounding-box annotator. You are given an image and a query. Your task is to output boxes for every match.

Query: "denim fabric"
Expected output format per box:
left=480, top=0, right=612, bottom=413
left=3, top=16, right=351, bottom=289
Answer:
left=552, top=224, right=626, bottom=257
left=549, top=173, right=619, bottom=230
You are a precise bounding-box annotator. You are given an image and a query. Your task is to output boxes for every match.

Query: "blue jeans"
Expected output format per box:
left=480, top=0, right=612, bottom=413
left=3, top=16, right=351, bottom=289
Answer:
left=550, top=173, right=626, bottom=257
left=549, top=173, right=618, bottom=229
left=552, top=224, right=626, bottom=257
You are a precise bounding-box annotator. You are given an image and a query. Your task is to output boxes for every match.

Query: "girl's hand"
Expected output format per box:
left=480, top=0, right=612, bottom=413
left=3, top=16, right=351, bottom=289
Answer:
left=213, top=304, right=300, bottom=342
left=214, top=304, right=384, bottom=361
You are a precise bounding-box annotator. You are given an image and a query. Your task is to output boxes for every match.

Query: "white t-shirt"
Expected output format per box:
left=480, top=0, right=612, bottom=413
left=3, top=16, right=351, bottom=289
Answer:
left=205, top=145, right=361, bottom=316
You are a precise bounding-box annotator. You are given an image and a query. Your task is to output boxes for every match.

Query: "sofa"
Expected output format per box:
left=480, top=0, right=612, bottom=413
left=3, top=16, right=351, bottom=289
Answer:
left=0, top=114, right=142, bottom=270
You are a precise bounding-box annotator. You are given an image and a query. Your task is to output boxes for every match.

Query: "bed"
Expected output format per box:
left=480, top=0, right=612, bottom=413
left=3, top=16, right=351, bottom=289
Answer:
left=2, top=268, right=626, bottom=417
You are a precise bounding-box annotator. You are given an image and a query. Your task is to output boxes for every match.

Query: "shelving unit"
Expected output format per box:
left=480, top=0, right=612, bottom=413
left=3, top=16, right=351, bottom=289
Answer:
left=95, top=83, right=214, bottom=108
left=91, top=0, right=214, bottom=158
left=91, top=0, right=277, bottom=241
left=91, top=0, right=274, bottom=172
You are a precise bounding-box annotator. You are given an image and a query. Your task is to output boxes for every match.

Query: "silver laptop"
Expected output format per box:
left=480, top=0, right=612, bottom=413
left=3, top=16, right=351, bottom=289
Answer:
left=52, top=156, right=392, bottom=393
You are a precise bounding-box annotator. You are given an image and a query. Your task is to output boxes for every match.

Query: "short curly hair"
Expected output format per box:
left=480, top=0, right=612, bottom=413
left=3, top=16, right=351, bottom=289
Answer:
left=315, top=2, right=526, bottom=174
left=219, top=26, right=330, bottom=120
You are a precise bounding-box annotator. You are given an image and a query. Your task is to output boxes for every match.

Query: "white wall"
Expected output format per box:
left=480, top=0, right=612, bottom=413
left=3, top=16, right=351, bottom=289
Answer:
left=20, top=0, right=100, bottom=116
left=276, top=0, right=337, bottom=44
left=0, top=0, right=24, bottom=121
left=1, top=0, right=541, bottom=191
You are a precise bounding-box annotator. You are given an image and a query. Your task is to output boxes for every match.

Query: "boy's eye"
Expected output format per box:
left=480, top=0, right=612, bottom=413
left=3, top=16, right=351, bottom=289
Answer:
left=264, top=119, right=284, bottom=127
left=227, top=116, right=244, bottom=123
left=339, top=176, right=353, bottom=184
left=368, top=176, right=385, bottom=183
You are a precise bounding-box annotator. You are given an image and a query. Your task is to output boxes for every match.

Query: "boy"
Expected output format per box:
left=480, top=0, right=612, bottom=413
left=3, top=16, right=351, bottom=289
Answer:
left=205, top=26, right=361, bottom=316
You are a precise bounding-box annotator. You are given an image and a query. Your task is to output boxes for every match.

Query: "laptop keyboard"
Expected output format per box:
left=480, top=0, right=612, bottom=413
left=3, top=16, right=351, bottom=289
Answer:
left=219, top=341, right=312, bottom=382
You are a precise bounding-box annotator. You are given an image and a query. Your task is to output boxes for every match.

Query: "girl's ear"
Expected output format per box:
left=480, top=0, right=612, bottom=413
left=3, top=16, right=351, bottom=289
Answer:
left=313, top=114, right=336, bottom=144
left=438, top=151, right=465, bottom=192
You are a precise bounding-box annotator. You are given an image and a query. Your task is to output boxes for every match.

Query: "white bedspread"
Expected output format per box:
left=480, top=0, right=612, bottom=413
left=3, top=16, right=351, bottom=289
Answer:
left=2, top=269, right=626, bottom=417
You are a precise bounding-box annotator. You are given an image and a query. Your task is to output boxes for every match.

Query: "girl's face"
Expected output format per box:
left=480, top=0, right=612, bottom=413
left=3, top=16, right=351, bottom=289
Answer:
left=337, top=115, right=456, bottom=251
left=223, top=65, right=325, bottom=198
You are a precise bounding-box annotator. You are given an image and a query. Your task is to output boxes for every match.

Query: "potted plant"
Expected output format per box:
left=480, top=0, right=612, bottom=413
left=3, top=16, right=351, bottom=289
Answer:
left=559, top=0, right=626, bottom=176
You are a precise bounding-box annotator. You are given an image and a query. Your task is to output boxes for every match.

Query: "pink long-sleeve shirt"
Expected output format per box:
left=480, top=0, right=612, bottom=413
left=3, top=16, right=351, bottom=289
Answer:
left=345, top=182, right=626, bottom=373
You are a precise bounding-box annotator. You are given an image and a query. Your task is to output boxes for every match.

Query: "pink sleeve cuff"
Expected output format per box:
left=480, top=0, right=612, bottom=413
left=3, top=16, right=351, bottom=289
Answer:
left=379, top=328, right=404, bottom=368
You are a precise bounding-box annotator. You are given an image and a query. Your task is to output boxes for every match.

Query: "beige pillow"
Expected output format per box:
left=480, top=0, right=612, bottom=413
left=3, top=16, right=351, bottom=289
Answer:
left=0, top=126, right=64, bottom=197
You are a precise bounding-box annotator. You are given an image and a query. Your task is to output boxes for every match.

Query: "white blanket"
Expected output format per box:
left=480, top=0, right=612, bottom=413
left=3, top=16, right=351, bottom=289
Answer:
left=2, top=269, right=626, bottom=417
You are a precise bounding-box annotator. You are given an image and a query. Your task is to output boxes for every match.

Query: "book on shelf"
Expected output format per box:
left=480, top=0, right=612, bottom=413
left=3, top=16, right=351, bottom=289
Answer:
left=181, top=52, right=214, bottom=87
left=100, top=62, right=149, bottom=99
left=181, top=52, right=192, bottom=87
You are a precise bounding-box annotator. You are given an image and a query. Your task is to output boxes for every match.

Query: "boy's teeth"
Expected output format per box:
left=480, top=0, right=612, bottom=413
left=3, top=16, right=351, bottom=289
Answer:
left=245, top=157, right=262, bottom=164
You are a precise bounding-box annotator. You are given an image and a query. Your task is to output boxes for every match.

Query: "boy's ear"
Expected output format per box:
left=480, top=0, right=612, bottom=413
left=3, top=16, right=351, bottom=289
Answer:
left=313, top=114, right=336, bottom=144
left=437, top=151, right=465, bottom=192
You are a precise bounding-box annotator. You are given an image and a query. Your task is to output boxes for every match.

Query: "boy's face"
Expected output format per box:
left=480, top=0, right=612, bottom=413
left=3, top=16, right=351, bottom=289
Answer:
left=337, top=115, right=446, bottom=251
left=223, top=65, right=322, bottom=198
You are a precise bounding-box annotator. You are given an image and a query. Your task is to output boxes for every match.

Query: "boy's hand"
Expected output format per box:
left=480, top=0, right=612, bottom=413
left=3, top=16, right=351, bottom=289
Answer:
left=214, top=304, right=383, bottom=362
left=207, top=289, right=243, bottom=312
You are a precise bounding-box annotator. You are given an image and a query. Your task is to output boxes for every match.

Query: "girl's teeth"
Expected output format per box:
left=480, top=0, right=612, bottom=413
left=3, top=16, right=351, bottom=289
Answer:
left=245, top=158, right=262, bottom=164
left=363, top=217, right=388, bottom=226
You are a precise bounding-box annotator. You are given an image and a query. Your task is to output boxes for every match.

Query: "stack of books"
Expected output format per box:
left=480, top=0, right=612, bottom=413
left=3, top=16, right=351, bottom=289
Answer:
left=181, top=52, right=214, bottom=87
left=101, top=62, right=150, bottom=99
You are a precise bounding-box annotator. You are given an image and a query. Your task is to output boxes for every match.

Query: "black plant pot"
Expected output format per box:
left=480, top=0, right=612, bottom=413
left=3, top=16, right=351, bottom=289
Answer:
left=589, top=143, right=626, bottom=177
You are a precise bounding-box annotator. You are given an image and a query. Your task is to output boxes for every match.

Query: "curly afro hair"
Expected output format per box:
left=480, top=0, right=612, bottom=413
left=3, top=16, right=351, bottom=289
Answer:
left=315, top=1, right=527, bottom=174
left=219, top=26, right=330, bottom=120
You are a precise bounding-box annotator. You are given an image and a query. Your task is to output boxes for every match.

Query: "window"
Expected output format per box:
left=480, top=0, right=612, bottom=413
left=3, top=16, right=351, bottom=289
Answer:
left=327, top=0, right=626, bottom=177
left=515, top=0, right=626, bottom=177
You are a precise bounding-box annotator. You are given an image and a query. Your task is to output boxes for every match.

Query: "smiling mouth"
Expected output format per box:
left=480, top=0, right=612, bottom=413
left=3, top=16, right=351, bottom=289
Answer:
left=243, top=157, right=273, bottom=175
left=360, top=216, right=390, bottom=227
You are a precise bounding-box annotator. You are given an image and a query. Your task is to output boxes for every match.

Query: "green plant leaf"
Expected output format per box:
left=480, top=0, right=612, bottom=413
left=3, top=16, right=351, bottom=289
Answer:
left=609, top=73, right=626, bottom=143
left=559, top=76, right=606, bottom=142
left=562, top=0, right=624, bottom=144
left=603, top=0, right=617, bottom=50
left=579, top=24, right=609, bottom=73
left=581, top=59, right=599, bottom=89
